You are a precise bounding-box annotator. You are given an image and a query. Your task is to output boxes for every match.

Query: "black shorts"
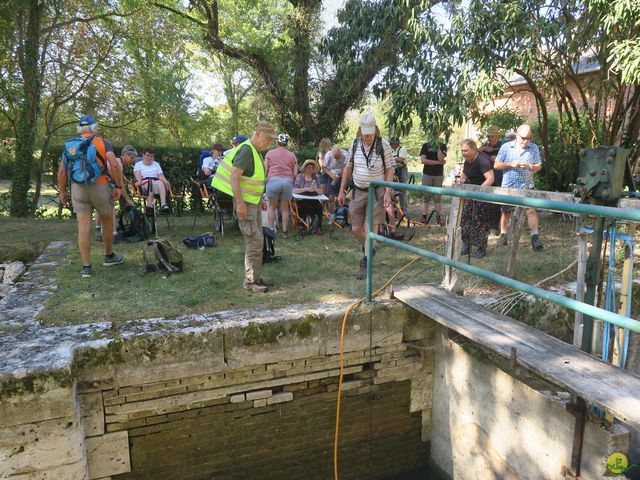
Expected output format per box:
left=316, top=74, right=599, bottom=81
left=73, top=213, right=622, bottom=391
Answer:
left=501, top=205, right=515, bottom=213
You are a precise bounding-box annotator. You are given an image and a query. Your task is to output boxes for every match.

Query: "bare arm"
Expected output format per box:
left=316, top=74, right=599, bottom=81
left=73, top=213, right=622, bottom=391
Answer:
left=57, top=161, right=69, bottom=206
left=106, top=152, right=122, bottom=200
left=337, top=163, right=353, bottom=206
left=481, top=170, right=494, bottom=187
left=230, top=166, right=247, bottom=220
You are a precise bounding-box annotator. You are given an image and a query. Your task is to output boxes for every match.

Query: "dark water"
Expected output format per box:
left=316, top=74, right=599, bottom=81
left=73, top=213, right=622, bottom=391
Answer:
left=380, top=462, right=449, bottom=480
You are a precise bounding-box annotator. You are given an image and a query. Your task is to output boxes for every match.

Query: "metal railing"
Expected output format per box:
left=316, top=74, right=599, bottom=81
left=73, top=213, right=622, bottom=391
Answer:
left=365, top=181, right=640, bottom=334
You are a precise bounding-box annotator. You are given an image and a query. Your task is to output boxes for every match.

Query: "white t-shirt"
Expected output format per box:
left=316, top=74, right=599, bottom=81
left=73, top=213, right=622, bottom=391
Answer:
left=202, top=156, right=221, bottom=175
left=348, top=138, right=395, bottom=189
left=133, top=160, right=163, bottom=179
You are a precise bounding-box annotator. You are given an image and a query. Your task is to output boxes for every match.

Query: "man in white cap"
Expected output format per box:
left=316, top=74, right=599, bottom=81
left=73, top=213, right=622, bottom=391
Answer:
left=338, top=113, right=395, bottom=279
left=212, top=121, right=277, bottom=292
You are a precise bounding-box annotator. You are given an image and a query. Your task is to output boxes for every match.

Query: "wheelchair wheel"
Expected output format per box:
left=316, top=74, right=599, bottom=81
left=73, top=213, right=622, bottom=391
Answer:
left=213, top=205, right=224, bottom=236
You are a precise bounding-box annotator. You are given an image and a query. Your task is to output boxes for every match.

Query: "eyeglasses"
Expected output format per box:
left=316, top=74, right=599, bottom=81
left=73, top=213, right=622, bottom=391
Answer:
left=518, top=135, right=532, bottom=141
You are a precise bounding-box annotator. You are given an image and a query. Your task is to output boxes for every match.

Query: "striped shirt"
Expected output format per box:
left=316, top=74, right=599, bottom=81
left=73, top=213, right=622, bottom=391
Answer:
left=496, top=140, right=542, bottom=189
left=347, top=138, right=395, bottom=189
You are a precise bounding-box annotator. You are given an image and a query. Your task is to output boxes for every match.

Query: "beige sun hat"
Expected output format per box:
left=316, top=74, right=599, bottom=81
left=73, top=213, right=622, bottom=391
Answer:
left=300, top=159, right=319, bottom=173
left=487, top=125, right=501, bottom=136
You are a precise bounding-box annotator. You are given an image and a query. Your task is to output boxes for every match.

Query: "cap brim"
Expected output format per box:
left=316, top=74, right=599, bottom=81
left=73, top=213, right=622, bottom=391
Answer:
left=361, top=127, right=376, bottom=135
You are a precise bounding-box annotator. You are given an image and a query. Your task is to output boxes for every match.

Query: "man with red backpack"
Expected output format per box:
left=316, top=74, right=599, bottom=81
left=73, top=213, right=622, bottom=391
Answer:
left=58, top=115, right=125, bottom=278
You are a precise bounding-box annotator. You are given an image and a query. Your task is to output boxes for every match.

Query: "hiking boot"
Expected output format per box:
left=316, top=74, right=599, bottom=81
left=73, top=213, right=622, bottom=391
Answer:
left=498, top=234, right=508, bottom=246
left=103, top=252, right=125, bottom=267
left=355, top=256, right=367, bottom=280
left=243, top=282, right=268, bottom=293
left=256, top=278, right=274, bottom=287
left=460, top=243, right=470, bottom=255
left=531, top=234, right=544, bottom=251
left=81, top=265, right=92, bottom=278
left=472, top=247, right=486, bottom=259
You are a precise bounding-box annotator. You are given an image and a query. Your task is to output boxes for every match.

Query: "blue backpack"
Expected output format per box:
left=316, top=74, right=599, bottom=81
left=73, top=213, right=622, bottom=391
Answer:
left=63, top=135, right=109, bottom=184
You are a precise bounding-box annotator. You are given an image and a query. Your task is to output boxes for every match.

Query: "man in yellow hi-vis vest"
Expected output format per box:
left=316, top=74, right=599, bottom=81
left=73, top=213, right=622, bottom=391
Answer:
left=212, top=120, right=277, bottom=293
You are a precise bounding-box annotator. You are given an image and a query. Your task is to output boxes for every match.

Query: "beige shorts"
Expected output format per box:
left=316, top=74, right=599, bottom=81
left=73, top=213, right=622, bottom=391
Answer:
left=422, top=174, right=444, bottom=202
left=71, top=183, right=113, bottom=215
left=348, top=187, right=386, bottom=228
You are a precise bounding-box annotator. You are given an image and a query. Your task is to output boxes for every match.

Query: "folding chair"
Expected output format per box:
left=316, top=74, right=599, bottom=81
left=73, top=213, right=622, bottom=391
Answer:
left=190, top=178, right=228, bottom=235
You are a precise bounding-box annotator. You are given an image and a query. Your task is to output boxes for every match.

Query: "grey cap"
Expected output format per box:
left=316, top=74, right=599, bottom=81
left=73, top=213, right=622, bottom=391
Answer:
left=121, top=145, right=138, bottom=156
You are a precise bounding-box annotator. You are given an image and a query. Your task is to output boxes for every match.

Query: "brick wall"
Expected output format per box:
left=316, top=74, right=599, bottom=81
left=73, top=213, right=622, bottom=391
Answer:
left=73, top=304, right=436, bottom=480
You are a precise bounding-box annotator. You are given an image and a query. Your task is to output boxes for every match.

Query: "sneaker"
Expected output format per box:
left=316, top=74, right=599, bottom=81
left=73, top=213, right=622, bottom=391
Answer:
left=256, top=278, right=274, bottom=287
left=498, top=234, right=508, bottom=246
left=161, top=204, right=170, bottom=213
left=103, top=252, right=125, bottom=266
left=472, top=248, right=486, bottom=259
left=531, top=234, right=544, bottom=251
left=460, top=243, right=470, bottom=255
left=243, top=282, right=268, bottom=293
left=282, top=231, right=288, bottom=239
left=81, top=265, right=92, bottom=278
left=355, top=256, right=367, bottom=280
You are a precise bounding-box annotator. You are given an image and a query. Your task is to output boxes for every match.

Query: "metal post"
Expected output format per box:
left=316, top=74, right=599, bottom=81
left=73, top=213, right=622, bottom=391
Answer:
left=365, top=187, right=374, bottom=302
left=581, top=216, right=605, bottom=352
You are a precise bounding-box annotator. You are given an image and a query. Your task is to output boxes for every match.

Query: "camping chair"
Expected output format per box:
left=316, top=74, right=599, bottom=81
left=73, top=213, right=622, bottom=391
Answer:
left=126, top=177, right=177, bottom=237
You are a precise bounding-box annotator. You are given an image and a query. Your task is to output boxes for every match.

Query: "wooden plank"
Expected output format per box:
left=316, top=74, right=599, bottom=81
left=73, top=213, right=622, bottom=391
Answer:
left=443, top=196, right=463, bottom=291
left=394, top=284, right=640, bottom=430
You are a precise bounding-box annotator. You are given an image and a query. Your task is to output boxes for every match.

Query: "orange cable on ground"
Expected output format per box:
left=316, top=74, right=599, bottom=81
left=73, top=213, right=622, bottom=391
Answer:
left=333, top=257, right=420, bottom=480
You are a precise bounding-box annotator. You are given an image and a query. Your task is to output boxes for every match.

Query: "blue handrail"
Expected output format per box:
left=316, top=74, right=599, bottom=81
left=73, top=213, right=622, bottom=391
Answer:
left=365, top=182, right=640, bottom=334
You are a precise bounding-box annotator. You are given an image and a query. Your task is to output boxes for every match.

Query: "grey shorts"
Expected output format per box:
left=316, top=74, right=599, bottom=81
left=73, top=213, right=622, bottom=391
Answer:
left=422, top=174, right=444, bottom=202
left=266, top=176, right=293, bottom=201
left=71, top=183, right=113, bottom=215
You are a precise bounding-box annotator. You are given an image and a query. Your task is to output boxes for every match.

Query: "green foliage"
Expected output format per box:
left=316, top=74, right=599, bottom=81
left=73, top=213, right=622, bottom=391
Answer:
left=531, top=112, right=605, bottom=191
left=477, top=109, right=524, bottom=140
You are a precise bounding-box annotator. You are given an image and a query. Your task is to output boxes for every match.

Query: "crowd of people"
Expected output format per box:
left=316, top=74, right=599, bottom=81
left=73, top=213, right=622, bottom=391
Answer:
left=59, top=113, right=545, bottom=290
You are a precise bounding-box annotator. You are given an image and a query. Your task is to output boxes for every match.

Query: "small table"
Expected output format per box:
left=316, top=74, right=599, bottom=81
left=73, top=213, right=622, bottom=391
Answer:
left=293, top=193, right=329, bottom=201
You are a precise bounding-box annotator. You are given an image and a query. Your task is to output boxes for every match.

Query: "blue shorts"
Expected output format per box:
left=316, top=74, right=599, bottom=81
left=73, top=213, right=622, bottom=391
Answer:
left=266, top=176, right=293, bottom=201
left=316, top=173, right=328, bottom=185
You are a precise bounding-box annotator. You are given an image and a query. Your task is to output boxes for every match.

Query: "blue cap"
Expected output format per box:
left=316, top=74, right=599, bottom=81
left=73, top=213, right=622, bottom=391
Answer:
left=232, top=134, right=247, bottom=144
left=78, top=115, right=97, bottom=126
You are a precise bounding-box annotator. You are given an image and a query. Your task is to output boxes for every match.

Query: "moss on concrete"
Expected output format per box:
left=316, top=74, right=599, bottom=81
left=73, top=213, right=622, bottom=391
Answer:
left=74, top=339, right=126, bottom=369
left=0, top=370, right=73, bottom=398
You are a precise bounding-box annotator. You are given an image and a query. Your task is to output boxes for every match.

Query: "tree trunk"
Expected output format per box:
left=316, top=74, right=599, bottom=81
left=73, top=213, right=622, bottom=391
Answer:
left=10, top=0, right=42, bottom=217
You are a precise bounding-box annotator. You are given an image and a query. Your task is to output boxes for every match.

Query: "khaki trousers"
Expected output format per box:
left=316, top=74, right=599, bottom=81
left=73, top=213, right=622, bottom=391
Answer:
left=237, top=202, right=263, bottom=284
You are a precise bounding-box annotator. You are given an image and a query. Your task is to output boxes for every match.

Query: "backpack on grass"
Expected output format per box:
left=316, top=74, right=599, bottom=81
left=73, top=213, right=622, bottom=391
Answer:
left=62, top=135, right=110, bottom=185
left=334, top=206, right=349, bottom=227
left=262, top=226, right=280, bottom=264
left=143, top=239, right=183, bottom=275
left=118, top=206, right=149, bottom=243
left=182, top=232, right=216, bottom=249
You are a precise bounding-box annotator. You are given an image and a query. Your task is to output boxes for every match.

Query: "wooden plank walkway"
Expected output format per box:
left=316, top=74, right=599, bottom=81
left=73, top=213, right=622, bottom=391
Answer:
left=393, top=284, right=640, bottom=430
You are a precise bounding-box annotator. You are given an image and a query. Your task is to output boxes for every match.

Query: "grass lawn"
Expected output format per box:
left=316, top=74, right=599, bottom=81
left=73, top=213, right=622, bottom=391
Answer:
left=0, top=197, right=584, bottom=326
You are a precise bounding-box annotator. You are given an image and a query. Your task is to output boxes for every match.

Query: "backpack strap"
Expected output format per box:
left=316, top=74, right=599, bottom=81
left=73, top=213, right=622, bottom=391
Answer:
left=152, top=241, right=180, bottom=273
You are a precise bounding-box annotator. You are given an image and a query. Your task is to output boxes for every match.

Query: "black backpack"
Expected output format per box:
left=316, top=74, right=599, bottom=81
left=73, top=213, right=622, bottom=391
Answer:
left=262, top=226, right=280, bottom=264
left=143, top=239, right=183, bottom=276
left=182, top=233, right=216, bottom=249
left=118, top=206, right=149, bottom=243
left=334, top=206, right=349, bottom=227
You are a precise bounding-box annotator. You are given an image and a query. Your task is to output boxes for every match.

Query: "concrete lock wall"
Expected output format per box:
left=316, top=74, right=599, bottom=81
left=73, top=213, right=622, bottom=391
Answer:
left=1, top=303, right=436, bottom=480
left=431, top=328, right=629, bottom=480
left=0, top=276, right=629, bottom=480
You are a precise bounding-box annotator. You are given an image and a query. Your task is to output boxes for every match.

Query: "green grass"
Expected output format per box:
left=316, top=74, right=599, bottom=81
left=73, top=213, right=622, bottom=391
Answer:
left=0, top=200, right=583, bottom=327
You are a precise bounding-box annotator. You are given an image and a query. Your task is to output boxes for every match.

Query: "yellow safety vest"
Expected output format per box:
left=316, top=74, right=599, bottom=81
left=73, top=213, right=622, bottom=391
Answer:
left=211, top=140, right=265, bottom=205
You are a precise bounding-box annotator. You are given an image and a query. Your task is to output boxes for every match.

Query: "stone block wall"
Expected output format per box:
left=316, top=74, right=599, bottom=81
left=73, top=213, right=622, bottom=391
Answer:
left=70, top=305, right=436, bottom=480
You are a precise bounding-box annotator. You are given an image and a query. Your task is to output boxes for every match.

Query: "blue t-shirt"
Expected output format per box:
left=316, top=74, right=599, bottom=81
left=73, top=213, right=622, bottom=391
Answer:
left=496, top=140, right=542, bottom=189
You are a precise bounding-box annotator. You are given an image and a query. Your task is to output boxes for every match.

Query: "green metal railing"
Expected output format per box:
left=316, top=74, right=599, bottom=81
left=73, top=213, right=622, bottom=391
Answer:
left=365, top=181, right=640, bottom=334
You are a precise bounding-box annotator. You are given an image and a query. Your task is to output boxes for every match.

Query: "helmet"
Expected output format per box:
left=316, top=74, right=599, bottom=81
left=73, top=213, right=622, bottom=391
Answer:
left=277, top=133, right=289, bottom=144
